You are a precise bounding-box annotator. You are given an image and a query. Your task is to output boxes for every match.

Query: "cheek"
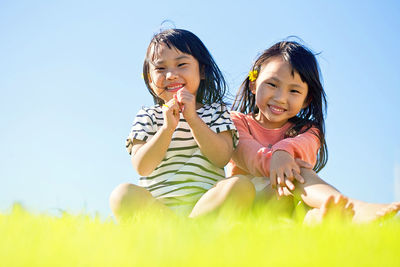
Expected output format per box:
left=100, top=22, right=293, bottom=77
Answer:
left=301, top=97, right=310, bottom=109
left=255, top=88, right=268, bottom=102
left=149, top=70, right=163, bottom=83
left=151, top=73, right=161, bottom=83
left=255, top=93, right=267, bottom=108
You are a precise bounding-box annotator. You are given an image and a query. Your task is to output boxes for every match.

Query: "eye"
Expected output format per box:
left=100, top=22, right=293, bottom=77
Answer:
left=266, top=82, right=276, bottom=87
left=154, top=67, right=165, bottom=71
left=178, top=63, right=187, bottom=67
left=290, top=89, right=301, bottom=94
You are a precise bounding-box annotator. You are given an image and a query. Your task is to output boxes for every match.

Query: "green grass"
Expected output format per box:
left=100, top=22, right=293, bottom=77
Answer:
left=1, top=203, right=400, bottom=267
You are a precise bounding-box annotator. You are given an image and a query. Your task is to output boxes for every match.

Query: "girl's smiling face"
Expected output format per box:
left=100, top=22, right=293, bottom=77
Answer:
left=148, top=43, right=201, bottom=103
left=251, top=56, right=309, bottom=129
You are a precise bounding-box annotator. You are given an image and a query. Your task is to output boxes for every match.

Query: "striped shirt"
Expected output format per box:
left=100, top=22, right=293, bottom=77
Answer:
left=126, top=103, right=238, bottom=210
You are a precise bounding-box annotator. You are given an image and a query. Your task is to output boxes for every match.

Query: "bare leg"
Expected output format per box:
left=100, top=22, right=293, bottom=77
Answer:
left=254, top=184, right=295, bottom=217
left=109, top=183, right=171, bottom=222
left=295, top=168, right=400, bottom=223
left=303, top=195, right=355, bottom=224
left=189, top=175, right=256, bottom=218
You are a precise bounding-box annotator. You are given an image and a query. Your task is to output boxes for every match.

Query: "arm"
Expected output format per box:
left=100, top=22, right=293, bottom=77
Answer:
left=187, top=116, right=234, bottom=168
left=130, top=99, right=180, bottom=176
left=271, top=127, right=320, bottom=166
left=176, top=89, right=234, bottom=168
left=269, top=128, right=320, bottom=193
left=231, top=115, right=272, bottom=177
left=232, top=113, right=319, bottom=177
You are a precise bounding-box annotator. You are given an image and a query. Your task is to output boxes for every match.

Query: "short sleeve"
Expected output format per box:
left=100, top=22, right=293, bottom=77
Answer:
left=125, top=107, right=157, bottom=155
left=206, top=104, right=239, bottom=148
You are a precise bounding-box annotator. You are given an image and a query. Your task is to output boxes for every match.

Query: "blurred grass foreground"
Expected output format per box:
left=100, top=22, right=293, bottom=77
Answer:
left=1, top=203, right=400, bottom=266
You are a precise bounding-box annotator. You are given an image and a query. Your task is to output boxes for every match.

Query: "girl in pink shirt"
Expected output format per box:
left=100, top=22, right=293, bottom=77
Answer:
left=223, top=41, right=400, bottom=223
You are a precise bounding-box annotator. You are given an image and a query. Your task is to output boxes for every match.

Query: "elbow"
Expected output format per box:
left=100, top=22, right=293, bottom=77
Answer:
left=215, top=158, right=230, bottom=169
left=136, top=168, right=152, bottom=177
left=215, top=151, right=233, bottom=168
left=134, top=163, right=154, bottom=176
left=132, top=158, right=154, bottom=177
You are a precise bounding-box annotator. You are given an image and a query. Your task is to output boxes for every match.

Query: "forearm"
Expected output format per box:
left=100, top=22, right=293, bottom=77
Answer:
left=232, top=139, right=271, bottom=177
left=132, top=126, right=175, bottom=176
left=186, top=115, right=233, bottom=168
left=272, top=129, right=320, bottom=166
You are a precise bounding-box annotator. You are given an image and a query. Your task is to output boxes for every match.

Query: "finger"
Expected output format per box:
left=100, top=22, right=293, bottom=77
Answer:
left=276, top=170, right=285, bottom=186
left=164, top=99, right=178, bottom=115
left=172, top=105, right=180, bottom=117
left=277, top=185, right=284, bottom=196
left=284, top=169, right=294, bottom=182
left=162, top=104, right=169, bottom=111
left=174, top=93, right=181, bottom=103
left=295, top=158, right=313, bottom=169
left=293, top=171, right=305, bottom=184
left=270, top=171, right=277, bottom=189
left=173, top=94, right=184, bottom=110
left=285, top=178, right=295, bottom=191
left=292, top=163, right=301, bottom=175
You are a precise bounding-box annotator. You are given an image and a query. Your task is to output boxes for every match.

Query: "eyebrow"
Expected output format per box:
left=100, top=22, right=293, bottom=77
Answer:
left=152, top=55, right=191, bottom=65
left=267, top=77, right=305, bottom=89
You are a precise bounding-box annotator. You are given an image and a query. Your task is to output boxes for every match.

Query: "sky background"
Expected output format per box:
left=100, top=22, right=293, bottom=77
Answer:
left=1, top=0, right=400, bottom=217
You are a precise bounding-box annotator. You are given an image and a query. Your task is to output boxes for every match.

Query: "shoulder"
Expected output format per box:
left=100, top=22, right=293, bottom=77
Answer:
left=198, top=103, right=231, bottom=121
left=136, top=105, right=162, bottom=116
left=200, top=103, right=227, bottom=114
left=134, top=105, right=162, bottom=121
left=230, top=111, right=253, bottom=124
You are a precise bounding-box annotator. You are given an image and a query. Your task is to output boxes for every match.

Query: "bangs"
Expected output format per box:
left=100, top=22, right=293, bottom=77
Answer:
left=147, top=39, right=194, bottom=64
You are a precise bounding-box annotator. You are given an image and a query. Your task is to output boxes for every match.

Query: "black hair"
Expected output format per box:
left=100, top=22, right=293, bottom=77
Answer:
left=143, top=29, right=227, bottom=106
left=232, top=41, right=328, bottom=172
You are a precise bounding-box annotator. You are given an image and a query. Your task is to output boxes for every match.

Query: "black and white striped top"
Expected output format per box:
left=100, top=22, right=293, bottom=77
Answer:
left=126, top=103, right=238, bottom=209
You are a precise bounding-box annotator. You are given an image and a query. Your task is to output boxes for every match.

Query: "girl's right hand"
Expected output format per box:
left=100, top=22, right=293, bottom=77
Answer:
left=162, top=98, right=180, bottom=131
left=270, top=150, right=306, bottom=196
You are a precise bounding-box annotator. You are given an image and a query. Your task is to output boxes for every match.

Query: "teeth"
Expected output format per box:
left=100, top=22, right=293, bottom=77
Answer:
left=167, top=85, right=183, bottom=90
left=270, top=106, right=284, bottom=112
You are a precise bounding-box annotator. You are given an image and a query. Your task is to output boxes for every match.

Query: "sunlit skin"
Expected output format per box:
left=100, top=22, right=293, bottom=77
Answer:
left=243, top=56, right=400, bottom=222
left=249, top=56, right=310, bottom=194
left=109, top=42, right=242, bottom=221
left=250, top=56, right=309, bottom=129
left=148, top=43, right=203, bottom=113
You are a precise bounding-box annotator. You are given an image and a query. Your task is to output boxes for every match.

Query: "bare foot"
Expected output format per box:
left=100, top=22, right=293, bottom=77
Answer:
left=304, top=195, right=355, bottom=224
left=352, top=202, right=400, bottom=223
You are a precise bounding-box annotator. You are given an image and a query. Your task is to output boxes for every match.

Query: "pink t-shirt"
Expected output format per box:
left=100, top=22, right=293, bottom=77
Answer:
left=226, top=111, right=320, bottom=177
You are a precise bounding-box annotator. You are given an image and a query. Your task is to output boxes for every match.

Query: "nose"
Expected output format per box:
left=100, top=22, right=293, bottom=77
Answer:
left=273, top=88, right=287, bottom=103
left=166, top=69, right=178, bottom=80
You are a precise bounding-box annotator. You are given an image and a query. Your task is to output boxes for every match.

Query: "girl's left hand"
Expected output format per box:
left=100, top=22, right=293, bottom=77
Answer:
left=175, top=88, right=197, bottom=121
left=270, top=150, right=305, bottom=196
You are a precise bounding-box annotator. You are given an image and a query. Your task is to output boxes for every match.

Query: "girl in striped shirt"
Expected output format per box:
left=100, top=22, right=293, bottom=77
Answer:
left=109, top=29, right=254, bottom=221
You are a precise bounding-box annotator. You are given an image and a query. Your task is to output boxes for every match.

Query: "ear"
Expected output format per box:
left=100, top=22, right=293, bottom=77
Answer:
left=249, top=81, right=256, bottom=95
left=200, top=66, right=206, bottom=80
left=147, top=72, right=152, bottom=84
left=302, top=98, right=311, bottom=109
left=147, top=73, right=158, bottom=93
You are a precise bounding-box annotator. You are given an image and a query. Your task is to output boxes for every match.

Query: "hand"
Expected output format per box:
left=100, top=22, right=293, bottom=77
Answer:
left=270, top=150, right=306, bottom=196
left=175, top=88, right=197, bottom=121
left=161, top=98, right=180, bottom=131
left=295, top=158, right=313, bottom=169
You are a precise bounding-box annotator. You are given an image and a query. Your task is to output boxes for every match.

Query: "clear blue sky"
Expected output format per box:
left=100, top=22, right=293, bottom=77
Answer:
left=1, top=0, right=400, bottom=216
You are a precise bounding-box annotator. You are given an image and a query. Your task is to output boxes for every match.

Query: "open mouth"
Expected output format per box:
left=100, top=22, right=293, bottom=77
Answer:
left=166, top=84, right=184, bottom=92
left=268, top=105, right=286, bottom=115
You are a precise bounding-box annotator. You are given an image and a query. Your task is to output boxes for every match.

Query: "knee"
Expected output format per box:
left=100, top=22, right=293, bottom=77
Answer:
left=109, top=183, right=151, bottom=214
left=299, top=167, right=316, bottom=178
left=299, top=168, right=327, bottom=186
left=109, top=183, right=133, bottom=212
left=225, top=176, right=256, bottom=201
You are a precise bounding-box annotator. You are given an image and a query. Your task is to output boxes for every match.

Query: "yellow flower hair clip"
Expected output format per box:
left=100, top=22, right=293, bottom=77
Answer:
left=248, top=70, right=258, bottom=82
